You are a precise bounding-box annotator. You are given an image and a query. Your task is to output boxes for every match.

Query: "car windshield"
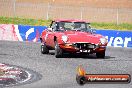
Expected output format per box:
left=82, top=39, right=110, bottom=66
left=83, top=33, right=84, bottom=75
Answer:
left=56, top=22, right=90, bottom=32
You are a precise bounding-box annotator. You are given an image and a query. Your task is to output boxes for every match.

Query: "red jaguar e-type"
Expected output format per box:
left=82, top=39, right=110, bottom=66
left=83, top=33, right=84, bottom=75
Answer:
left=40, top=19, right=108, bottom=58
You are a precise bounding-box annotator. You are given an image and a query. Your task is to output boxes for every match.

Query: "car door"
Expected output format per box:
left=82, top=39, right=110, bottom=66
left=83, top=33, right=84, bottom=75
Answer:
left=46, top=21, right=56, bottom=48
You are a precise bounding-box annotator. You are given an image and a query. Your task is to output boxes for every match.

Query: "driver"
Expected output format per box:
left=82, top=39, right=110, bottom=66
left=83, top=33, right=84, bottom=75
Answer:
left=74, top=23, right=81, bottom=30
left=59, top=23, right=65, bottom=31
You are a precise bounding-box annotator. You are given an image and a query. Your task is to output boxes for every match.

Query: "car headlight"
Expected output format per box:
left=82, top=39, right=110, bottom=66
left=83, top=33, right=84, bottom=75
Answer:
left=62, top=35, right=68, bottom=43
left=100, top=37, right=108, bottom=45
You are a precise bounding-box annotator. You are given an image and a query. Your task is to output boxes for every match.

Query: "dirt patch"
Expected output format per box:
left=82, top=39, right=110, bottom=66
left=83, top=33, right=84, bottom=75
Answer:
left=0, top=0, right=131, bottom=23
left=0, top=69, right=4, bottom=76
left=17, top=0, right=132, bottom=9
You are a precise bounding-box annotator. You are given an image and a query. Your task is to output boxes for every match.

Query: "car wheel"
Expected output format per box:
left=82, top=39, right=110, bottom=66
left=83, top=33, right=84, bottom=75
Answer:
left=76, top=75, right=86, bottom=85
left=55, top=42, right=63, bottom=58
left=41, top=44, right=49, bottom=54
left=96, top=51, right=105, bottom=58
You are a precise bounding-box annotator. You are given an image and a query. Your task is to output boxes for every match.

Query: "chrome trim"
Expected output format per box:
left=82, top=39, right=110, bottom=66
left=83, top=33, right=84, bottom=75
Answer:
left=72, top=43, right=97, bottom=49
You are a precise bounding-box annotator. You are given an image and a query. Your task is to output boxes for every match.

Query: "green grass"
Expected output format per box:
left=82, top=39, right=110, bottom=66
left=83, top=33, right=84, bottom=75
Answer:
left=0, top=16, right=51, bottom=26
left=91, top=22, right=132, bottom=31
left=0, top=16, right=132, bottom=31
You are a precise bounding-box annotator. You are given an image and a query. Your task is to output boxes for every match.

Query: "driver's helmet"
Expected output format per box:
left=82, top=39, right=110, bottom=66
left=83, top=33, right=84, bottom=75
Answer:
left=59, top=23, right=65, bottom=30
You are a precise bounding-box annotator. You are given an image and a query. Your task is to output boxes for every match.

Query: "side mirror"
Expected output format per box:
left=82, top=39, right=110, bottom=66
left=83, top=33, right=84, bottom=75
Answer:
left=48, top=28, right=53, bottom=32
left=90, top=28, right=96, bottom=34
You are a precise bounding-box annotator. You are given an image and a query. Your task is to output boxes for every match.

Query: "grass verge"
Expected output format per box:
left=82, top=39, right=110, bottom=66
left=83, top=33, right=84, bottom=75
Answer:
left=91, top=22, right=132, bottom=31
left=0, top=16, right=132, bottom=31
left=0, top=16, right=51, bottom=26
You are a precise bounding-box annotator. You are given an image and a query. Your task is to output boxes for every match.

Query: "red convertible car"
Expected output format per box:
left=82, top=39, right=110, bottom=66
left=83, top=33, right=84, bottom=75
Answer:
left=40, top=19, right=108, bottom=58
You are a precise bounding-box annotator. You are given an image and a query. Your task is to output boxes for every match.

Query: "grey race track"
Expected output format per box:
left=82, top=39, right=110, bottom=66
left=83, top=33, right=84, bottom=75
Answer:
left=0, top=40, right=132, bottom=88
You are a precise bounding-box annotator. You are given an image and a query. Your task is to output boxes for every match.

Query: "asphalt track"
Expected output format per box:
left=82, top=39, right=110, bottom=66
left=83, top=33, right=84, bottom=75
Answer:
left=0, top=40, right=132, bottom=88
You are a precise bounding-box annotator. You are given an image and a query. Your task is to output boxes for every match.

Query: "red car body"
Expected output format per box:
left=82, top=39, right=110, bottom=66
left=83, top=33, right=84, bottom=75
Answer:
left=40, top=19, right=108, bottom=58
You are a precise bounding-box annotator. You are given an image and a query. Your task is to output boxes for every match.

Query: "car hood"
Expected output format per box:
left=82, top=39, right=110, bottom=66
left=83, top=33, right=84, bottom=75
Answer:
left=63, top=31, right=103, bottom=44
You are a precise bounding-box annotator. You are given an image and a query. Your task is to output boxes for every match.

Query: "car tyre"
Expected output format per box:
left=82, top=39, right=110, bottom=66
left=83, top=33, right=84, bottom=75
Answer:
left=55, top=42, right=63, bottom=58
left=41, top=44, right=49, bottom=54
left=96, top=50, right=105, bottom=58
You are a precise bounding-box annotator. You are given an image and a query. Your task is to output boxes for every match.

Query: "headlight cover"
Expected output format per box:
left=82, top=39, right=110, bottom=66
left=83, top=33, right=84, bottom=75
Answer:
left=62, top=35, right=68, bottom=43
left=100, top=37, right=108, bottom=45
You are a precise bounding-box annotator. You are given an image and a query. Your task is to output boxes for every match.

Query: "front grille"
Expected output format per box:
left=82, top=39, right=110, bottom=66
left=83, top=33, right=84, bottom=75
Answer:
left=73, top=43, right=96, bottom=49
